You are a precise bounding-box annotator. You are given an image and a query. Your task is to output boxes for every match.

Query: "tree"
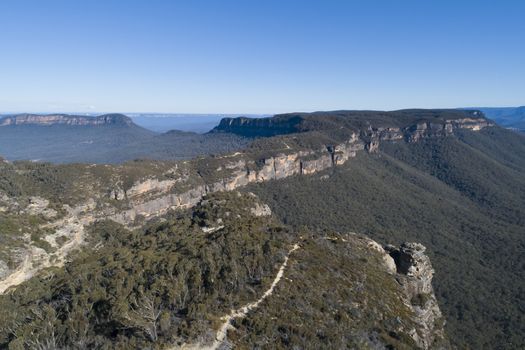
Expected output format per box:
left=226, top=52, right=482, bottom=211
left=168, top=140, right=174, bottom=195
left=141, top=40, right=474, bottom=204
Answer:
left=122, top=289, right=164, bottom=342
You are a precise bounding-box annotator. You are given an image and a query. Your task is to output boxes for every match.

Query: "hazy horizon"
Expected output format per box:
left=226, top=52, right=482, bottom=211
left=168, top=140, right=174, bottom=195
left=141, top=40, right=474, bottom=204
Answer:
left=1, top=106, right=524, bottom=117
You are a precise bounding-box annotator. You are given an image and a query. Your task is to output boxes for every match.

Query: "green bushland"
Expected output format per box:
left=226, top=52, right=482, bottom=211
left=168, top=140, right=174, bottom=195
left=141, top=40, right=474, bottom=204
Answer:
left=230, top=234, right=422, bottom=350
left=0, top=159, right=185, bottom=206
left=0, top=192, right=425, bottom=349
left=0, top=110, right=518, bottom=349
left=0, top=193, right=293, bottom=349
left=247, top=127, right=525, bottom=349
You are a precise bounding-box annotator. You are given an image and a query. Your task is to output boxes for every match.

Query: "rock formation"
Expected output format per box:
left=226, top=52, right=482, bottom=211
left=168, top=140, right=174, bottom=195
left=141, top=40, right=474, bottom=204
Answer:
left=387, top=243, right=447, bottom=349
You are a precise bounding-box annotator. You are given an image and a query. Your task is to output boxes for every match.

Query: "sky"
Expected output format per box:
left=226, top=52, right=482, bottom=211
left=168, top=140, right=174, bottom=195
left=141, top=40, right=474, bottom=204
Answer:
left=0, top=0, right=524, bottom=114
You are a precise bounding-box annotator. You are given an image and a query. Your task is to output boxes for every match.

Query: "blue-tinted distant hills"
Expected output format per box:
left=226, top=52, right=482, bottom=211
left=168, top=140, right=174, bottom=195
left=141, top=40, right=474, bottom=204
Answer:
left=465, top=107, right=525, bottom=131
left=0, top=113, right=272, bottom=133
left=0, top=113, right=251, bottom=163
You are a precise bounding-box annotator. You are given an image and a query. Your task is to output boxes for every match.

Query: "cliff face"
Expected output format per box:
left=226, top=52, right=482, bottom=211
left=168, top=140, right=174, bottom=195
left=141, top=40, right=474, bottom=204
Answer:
left=405, top=117, right=494, bottom=142
left=387, top=243, right=447, bottom=349
left=0, top=108, right=520, bottom=349
left=109, top=135, right=365, bottom=223
left=110, top=116, right=492, bottom=223
left=214, top=115, right=304, bottom=136
left=0, top=113, right=134, bottom=127
left=213, top=109, right=492, bottom=137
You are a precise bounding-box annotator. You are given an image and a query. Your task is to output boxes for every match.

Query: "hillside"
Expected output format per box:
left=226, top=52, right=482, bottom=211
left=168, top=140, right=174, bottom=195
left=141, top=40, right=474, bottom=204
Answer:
left=0, top=109, right=522, bottom=349
left=246, top=124, right=525, bottom=349
left=0, top=190, right=447, bottom=349
left=0, top=114, right=249, bottom=163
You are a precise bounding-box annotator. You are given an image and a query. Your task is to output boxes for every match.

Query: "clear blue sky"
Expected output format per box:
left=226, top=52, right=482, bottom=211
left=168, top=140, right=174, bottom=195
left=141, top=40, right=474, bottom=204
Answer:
left=1, top=0, right=524, bottom=114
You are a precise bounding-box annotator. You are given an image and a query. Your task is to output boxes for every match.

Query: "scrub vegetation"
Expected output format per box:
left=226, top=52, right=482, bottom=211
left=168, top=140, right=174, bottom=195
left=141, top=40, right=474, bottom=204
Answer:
left=248, top=128, right=525, bottom=349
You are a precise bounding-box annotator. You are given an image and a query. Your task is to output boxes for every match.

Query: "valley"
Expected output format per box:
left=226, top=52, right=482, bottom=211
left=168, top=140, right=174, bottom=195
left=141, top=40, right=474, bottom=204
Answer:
left=0, top=114, right=250, bottom=163
left=2, top=1, right=523, bottom=348
left=0, top=109, right=523, bottom=349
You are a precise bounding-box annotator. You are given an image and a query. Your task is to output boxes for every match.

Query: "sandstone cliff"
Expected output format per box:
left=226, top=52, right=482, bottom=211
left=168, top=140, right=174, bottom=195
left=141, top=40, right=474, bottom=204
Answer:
left=0, top=113, right=134, bottom=127
left=0, top=110, right=490, bottom=349
left=109, top=114, right=493, bottom=223
left=213, top=109, right=492, bottom=137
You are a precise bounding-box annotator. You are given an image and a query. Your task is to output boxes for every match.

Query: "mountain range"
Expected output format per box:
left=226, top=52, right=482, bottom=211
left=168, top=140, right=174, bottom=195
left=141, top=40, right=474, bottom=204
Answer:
left=0, top=107, right=522, bottom=164
left=0, top=109, right=523, bottom=349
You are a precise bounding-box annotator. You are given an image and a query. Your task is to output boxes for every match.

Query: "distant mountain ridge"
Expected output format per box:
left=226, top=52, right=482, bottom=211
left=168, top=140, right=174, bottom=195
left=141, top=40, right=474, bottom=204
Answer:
left=0, top=109, right=492, bottom=164
left=463, top=106, right=525, bottom=131
left=128, top=113, right=270, bottom=133
left=0, top=113, right=249, bottom=163
left=213, top=109, right=488, bottom=137
left=0, top=113, right=134, bottom=127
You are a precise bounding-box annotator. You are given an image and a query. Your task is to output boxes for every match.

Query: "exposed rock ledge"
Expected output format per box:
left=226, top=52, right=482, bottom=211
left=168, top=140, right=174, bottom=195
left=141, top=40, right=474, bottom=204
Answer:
left=109, top=117, right=492, bottom=224
left=387, top=243, right=448, bottom=349
left=362, top=238, right=448, bottom=348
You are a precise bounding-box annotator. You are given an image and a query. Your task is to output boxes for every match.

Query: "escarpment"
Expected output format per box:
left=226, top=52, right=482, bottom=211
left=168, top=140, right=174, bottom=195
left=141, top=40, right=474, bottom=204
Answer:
left=109, top=137, right=365, bottom=223
left=1, top=108, right=521, bottom=350
left=0, top=113, right=134, bottom=127
left=213, top=109, right=492, bottom=137
left=405, top=117, right=494, bottom=142
left=109, top=113, right=493, bottom=223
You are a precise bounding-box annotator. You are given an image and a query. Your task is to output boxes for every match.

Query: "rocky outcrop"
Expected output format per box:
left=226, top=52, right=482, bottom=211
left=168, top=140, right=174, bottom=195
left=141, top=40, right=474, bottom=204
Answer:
left=361, top=126, right=404, bottom=152
left=0, top=113, right=134, bottom=127
left=386, top=243, right=447, bottom=349
left=361, top=117, right=494, bottom=145
left=25, top=197, right=57, bottom=219
left=404, top=117, right=493, bottom=143
left=249, top=202, right=272, bottom=217
left=365, top=238, right=398, bottom=273
left=111, top=185, right=207, bottom=223
left=108, top=178, right=178, bottom=201
left=343, top=116, right=494, bottom=151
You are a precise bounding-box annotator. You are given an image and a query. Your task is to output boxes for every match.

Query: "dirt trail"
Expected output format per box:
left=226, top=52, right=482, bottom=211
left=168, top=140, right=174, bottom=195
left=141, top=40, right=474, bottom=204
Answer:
left=178, top=243, right=300, bottom=350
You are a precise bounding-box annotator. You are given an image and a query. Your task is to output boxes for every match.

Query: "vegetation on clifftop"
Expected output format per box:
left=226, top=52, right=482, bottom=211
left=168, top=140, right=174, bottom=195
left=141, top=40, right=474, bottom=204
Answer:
left=0, top=192, right=424, bottom=349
